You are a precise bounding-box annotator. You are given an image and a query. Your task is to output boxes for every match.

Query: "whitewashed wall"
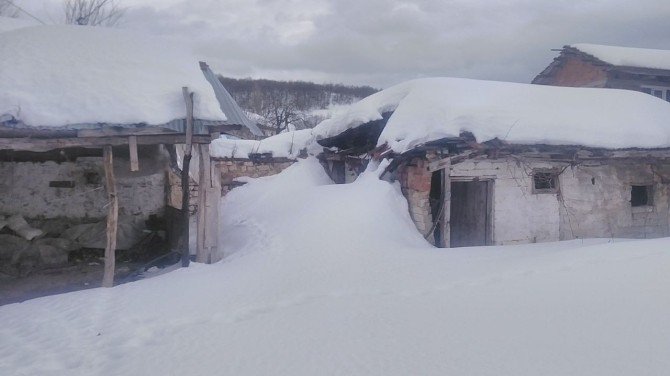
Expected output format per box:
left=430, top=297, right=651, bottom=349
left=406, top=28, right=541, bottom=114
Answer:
left=450, top=157, right=670, bottom=245
left=451, top=158, right=561, bottom=245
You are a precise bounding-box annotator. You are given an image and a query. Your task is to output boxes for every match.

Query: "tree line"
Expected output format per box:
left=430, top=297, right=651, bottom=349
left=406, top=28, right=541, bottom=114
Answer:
left=218, top=76, right=378, bottom=135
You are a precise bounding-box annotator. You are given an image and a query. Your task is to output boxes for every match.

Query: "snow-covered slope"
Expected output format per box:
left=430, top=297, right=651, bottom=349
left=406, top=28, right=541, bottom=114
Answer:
left=313, top=77, right=670, bottom=153
left=0, top=16, right=39, bottom=33
left=0, top=25, right=225, bottom=127
left=572, top=43, right=670, bottom=70
left=1, top=158, right=670, bottom=375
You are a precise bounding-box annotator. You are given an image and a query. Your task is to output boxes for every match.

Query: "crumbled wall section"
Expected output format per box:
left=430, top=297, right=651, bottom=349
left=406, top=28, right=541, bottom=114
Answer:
left=398, top=157, right=434, bottom=242
left=214, top=159, right=296, bottom=196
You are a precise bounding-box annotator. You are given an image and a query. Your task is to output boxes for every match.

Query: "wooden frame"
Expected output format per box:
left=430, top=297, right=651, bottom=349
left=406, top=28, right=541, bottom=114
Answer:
left=448, top=176, right=494, bottom=247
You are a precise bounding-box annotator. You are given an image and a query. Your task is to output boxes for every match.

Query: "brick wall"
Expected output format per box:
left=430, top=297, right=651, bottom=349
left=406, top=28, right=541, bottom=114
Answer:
left=538, top=56, right=608, bottom=87
left=397, top=157, right=434, bottom=243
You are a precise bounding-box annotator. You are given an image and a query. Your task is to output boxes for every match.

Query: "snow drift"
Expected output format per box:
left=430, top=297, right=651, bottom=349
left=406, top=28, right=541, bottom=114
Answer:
left=1, top=158, right=670, bottom=375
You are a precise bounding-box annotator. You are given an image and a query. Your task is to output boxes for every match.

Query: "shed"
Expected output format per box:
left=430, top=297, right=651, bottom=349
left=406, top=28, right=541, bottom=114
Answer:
left=0, top=23, right=260, bottom=286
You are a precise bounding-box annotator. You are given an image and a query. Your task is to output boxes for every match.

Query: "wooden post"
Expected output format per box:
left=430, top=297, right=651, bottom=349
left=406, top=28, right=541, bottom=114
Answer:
left=441, top=158, right=451, bottom=248
left=128, top=135, right=139, bottom=172
left=196, top=144, right=209, bottom=263
left=181, top=87, right=194, bottom=267
left=196, top=144, right=220, bottom=263
left=102, top=145, right=118, bottom=287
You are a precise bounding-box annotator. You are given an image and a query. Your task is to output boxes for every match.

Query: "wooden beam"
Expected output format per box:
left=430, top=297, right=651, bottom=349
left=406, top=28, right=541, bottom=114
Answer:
left=196, top=144, right=210, bottom=263
left=102, top=146, right=118, bottom=288
left=77, top=127, right=180, bottom=138
left=180, top=87, right=195, bottom=267
left=195, top=144, right=220, bottom=263
left=0, top=134, right=211, bottom=152
left=128, top=135, right=139, bottom=172
left=207, top=158, right=222, bottom=263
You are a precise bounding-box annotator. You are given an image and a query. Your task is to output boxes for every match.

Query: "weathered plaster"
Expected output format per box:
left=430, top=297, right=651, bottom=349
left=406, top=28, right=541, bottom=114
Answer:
left=0, top=156, right=166, bottom=221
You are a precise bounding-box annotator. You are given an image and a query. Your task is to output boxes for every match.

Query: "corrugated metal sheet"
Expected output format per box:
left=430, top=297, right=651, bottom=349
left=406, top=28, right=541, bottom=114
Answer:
left=199, top=62, right=263, bottom=137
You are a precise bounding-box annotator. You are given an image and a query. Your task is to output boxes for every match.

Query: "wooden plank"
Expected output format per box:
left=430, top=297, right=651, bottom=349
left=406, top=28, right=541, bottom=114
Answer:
left=102, top=145, right=118, bottom=288
left=196, top=144, right=210, bottom=263
left=441, top=159, right=451, bottom=248
left=183, top=87, right=194, bottom=156
left=427, top=157, right=451, bottom=172
left=195, top=144, right=220, bottom=263
left=0, top=134, right=211, bottom=152
left=77, top=127, right=179, bottom=138
left=180, top=87, right=194, bottom=267
left=207, top=159, right=221, bottom=263
left=128, top=135, right=139, bottom=172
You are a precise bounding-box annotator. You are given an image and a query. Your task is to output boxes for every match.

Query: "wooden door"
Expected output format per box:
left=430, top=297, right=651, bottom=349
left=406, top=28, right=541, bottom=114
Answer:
left=450, top=180, right=491, bottom=247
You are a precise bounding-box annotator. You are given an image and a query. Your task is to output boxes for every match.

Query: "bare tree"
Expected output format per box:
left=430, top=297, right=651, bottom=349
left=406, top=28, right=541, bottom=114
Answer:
left=64, top=0, right=125, bottom=27
left=0, top=0, right=21, bottom=17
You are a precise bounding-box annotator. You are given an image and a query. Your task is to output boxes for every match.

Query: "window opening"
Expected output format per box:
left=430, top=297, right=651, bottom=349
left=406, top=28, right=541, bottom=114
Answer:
left=532, top=171, right=558, bottom=193
left=631, top=185, right=652, bottom=207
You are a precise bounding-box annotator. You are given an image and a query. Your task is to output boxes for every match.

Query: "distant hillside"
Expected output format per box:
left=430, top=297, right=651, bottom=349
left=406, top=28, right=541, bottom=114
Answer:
left=218, top=76, right=378, bottom=135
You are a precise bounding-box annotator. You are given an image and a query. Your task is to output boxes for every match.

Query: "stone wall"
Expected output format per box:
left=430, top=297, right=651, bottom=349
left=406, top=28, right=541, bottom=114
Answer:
left=0, top=155, right=166, bottom=222
left=214, top=159, right=296, bottom=196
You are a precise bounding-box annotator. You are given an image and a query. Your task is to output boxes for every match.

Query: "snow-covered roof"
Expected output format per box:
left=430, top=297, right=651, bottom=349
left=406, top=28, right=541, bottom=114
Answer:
left=313, top=77, right=670, bottom=153
left=210, top=129, right=320, bottom=159
left=570, top=43, right=670, bottom=71
left=0, top=24, right=230, bottom=128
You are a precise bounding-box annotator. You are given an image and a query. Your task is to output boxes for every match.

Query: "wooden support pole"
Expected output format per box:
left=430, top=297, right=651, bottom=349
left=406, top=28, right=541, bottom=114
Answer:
left=102, top=145, right=118, bottom=287
left=196, top=144, right=219, bottom=263
left=128, top=135, right=139, bottom=171
left=441, top=159, right=451, bottom=248
left=181, top=87, right=194, bottom=267
left=196, top=143, right=208, bottom=263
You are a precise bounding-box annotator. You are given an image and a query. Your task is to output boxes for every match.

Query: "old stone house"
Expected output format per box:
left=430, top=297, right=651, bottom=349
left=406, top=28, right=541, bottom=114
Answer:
left=0, top=23, right=260, bottom=286
left=533, top=44, right=670, bottom=102
left=310, top=77, right=670, bottom=248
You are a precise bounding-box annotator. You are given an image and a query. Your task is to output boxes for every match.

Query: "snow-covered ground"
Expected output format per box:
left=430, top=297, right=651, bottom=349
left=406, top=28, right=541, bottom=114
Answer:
left=1, top=158, right=669, bottom=375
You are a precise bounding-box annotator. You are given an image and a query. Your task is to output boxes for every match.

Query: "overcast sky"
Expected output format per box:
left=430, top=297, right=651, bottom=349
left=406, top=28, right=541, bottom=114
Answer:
left=17, top=0, right=670, bottom=88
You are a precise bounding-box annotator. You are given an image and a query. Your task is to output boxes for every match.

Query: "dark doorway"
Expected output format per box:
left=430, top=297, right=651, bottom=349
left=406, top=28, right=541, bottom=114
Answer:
left=450, top=180, right=492, bottom=247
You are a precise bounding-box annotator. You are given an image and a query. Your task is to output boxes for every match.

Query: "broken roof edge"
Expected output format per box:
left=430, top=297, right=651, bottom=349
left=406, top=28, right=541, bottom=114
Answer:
left=199, top=62, right=263, bottom=137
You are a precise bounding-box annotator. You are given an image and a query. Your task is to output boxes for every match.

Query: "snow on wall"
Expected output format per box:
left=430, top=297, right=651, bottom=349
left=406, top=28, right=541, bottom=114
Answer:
left=572, top=43, right=670, bottom=71
left=313, top=77, right=670, bottom=154
left=0, top=156, right=165, bottom=221
left=0, top=25, right=225, bottom=127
